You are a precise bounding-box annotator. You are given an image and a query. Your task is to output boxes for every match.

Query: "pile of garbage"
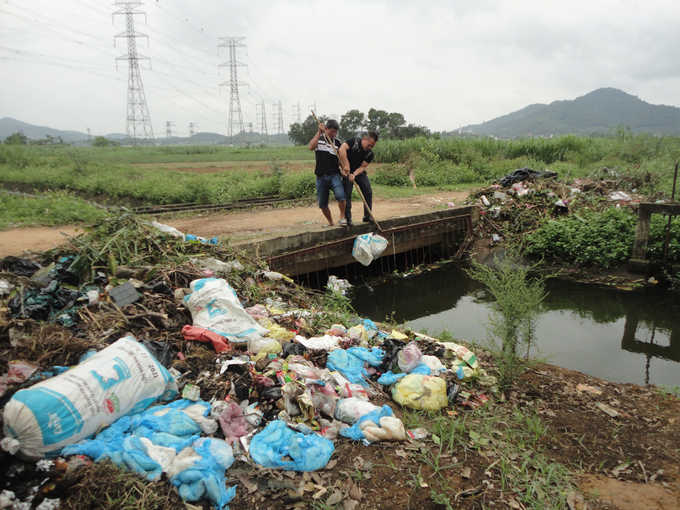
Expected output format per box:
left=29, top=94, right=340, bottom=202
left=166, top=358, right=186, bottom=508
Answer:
left=469, top=166, right=647, bottom=245
left=0, top=221, right=495, bottom=510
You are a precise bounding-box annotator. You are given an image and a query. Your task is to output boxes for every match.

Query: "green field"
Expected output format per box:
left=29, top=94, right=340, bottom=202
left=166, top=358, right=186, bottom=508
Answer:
left=1, top=133, right=679, bottom=238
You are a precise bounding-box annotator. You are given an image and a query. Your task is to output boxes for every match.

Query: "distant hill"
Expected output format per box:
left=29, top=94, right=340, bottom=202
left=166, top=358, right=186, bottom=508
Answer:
left=0, top=117, right=90, bottom=143
left=1, top=118, right=290, bottom=145
left=455, top=88, right=680, bottom=138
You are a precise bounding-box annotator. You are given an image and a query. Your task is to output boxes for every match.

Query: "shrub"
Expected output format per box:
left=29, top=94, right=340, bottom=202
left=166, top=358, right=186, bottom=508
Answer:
left=371, top=164, right=411, bottom=187
left=280, top=171, right=316, bottom=199
left=525, top=208, right=638, bottom=267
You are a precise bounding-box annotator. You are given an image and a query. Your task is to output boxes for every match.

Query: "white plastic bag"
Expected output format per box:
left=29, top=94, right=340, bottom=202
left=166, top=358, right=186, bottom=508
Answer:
left=334, top=397, right=381, bottom=424
left=1, top=336, right=178, bottom=460
left=152, top=221, right=185, bottom=240
left=183, top=278, right=269, bottom=344
left=352, top=234, right=388, bottom=266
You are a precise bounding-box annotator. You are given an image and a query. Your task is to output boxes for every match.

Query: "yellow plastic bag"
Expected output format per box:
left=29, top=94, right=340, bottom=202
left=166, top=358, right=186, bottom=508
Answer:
left=392, top=374, right=448, bottom=411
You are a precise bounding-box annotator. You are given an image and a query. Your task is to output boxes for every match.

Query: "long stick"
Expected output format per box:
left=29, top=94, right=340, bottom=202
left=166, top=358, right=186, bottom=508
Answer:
left=311, top=111, right=382, bottom=231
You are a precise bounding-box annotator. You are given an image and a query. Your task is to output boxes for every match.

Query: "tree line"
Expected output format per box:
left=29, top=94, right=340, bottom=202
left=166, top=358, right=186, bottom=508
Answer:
left=287, top=108, right=435, bottom=146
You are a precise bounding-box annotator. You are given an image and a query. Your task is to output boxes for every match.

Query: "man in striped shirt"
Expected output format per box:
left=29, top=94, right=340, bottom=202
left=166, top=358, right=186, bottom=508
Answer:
left=309, top=119, right=348, bottom=227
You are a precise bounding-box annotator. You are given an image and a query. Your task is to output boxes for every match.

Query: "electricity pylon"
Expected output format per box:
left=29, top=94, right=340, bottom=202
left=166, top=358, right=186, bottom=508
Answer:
left=257, top=101, right=269, bottom=143
left=274, top=101, right=284, bottom=144
left=218, top=37, right=247, bottom=144
left=113, top=0, right=155, bottom=146
left=292, top=102, right=301, bottom=124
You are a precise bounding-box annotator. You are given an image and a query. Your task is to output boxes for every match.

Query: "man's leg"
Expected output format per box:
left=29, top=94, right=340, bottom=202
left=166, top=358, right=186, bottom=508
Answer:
left=317, top=176, right=333, bottom=225
left=342, top=176, right=353, bottom=223
left=329, top=174, right=348, bottom=224
left=321, top=206, right=334, bottom=225
left=355, top=173, right=373, bottom=221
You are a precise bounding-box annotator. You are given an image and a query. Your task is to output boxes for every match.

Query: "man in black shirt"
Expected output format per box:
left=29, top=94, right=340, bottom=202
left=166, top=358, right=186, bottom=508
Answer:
left=309, top=119, right=348, bottom=227
left=338, top=132, right=379, bottom=226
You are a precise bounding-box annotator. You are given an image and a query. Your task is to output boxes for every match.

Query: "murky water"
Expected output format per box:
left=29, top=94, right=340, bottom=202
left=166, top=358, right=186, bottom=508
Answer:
left=351, top=264, right=680, bottom=387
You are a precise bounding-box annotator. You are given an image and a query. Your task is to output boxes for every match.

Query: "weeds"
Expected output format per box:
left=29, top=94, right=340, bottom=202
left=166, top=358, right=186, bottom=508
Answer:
left=466, top=253, right=548, bottom=388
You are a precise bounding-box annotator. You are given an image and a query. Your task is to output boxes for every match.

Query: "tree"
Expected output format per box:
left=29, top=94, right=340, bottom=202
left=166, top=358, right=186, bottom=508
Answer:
left=288, top=114, right=326, bottom=146
left=385, top=112, right=406, bottom=138
left=92, top=136, right=111, bottom=148
left=366, top=108, right=390, bottom=135
left=4, top=132, right=28, bottom=145
left=339, top=109, right=365, bottom=140
left=396, top=123, right=431, bottom=140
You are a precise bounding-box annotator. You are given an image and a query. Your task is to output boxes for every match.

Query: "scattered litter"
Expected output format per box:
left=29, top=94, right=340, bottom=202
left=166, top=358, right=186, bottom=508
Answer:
left=327, top=275, right=352, bottom=295
left=595, top=402, right=621, bottom=418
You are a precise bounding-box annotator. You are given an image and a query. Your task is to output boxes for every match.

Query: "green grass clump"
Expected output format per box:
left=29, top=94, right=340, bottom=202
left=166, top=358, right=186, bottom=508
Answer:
left=0, top=191, right=109, bottom=230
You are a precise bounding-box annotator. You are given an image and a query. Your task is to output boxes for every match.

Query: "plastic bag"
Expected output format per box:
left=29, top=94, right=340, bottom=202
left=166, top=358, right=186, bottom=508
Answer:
left=326, top=347, right=384, bottom=387
left=397, top=342, right=423, bottom=373
left=340, top=405, right=405, bottom=443
left=307, top=381, right=338, bottom=417
left=219, top=402, right=250, bottom=444
left=249, top=420, right=334, bottom=471
left=296, top=335, right=342, bottom=351
left=248, top=335, right=282, bottom=355
left=183, top=278, right=269, bottom=344
left=352, top=234, right=388, bottom=266
left=335, top=398, right=381, bottom=425
left=2, top=337, right=178, bottom=460
left=327, top=276, right=352, bottom=295
left=169, top=437, right=236, bottom=510
left=181, top=325, right=230, bottom=353
left=392, top=374, right=448, bottom=412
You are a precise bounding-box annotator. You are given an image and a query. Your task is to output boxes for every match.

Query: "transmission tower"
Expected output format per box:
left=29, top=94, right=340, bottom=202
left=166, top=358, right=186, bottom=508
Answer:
left=273, top=101, right=284, bottom=144
left=87, top=128, right=91, bottom=143
left=166, top=121, right=175, bottom=140
left=308, top=102, right=317, bottom=117
left=189, top=122, right=198, bottom=138
left=257, top=101, right=269, bottom=143
left=218, top=37, right=247, bottom=143
left=292, top=102, right=301, bottom=124
left=113, top=1, right=155, bottom=146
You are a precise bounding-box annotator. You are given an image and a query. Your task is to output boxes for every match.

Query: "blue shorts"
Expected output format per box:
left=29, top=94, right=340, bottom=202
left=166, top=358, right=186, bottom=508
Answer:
left=316, top=174, right=346, bottom=209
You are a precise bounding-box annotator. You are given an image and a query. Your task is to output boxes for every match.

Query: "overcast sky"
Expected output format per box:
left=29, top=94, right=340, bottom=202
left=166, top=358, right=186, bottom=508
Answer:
left=2, top=0, right=679, bottom=137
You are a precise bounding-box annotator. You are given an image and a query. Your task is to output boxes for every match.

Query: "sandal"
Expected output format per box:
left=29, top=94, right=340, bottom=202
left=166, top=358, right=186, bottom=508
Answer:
left=339, top=219, right=348, bottom=227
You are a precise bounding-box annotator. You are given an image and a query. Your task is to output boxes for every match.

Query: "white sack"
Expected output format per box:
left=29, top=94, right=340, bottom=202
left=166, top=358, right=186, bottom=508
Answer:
left=1, top=337, right=178, bottom=460
left=183, top=278, right=270, bottom=344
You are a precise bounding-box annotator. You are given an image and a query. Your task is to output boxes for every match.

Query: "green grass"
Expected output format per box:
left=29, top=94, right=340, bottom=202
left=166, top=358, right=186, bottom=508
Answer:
left=0, top=191, right=109, bottom=230
left=403, top=404, right=574, bottom=510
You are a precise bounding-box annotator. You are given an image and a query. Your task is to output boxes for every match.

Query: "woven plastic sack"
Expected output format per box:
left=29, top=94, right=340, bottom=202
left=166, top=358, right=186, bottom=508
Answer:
left=183, top=278, right=269, bottom=344
left=2, top=336, right=178, bottom=460
left=392, top=374, right=448, bottom=411
left=352, top=234, right=388, bottom=266
left=249, top=420, right=334, bottom=471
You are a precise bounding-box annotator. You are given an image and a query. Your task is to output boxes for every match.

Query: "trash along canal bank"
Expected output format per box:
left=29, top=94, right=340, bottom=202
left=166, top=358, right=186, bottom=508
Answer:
left=0, top=215, right=679, bottom=510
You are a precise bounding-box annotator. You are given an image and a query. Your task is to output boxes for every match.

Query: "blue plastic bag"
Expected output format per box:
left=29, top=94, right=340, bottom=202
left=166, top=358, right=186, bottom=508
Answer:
left=340, top=405, right=395, bottom=442
left=327, top=347, right=384, bottom=387
left=170, top=437, right=236, bottom=510
left=250, top=420, right=334, bottom=471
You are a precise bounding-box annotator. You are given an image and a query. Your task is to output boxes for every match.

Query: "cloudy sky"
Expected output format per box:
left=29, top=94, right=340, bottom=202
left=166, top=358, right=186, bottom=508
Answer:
left=2, top=0, right=679, bottom=137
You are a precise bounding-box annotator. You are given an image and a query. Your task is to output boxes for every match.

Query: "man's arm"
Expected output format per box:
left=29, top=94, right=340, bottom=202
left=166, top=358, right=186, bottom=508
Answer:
left=308, top=124, right=325, bottom=150
left=338, top=143, right=351, bottom=175
left=349, top=161, right=369, bottom=181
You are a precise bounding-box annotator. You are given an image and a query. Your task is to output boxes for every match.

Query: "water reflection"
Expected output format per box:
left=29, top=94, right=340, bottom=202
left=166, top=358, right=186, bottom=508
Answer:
left=350, top=264, right=680, bottom=387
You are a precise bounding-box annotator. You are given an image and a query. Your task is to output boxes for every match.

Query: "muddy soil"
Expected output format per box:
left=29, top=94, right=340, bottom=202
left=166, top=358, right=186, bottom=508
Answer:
left=0, top=191, right=468, bottom=257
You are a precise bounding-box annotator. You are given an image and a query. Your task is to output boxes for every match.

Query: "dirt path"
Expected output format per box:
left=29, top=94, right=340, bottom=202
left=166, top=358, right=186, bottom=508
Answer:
left=0, top=191, right=467, bottom=257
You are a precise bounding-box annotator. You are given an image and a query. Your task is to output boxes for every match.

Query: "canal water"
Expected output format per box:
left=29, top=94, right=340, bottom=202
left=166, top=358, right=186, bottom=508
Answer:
left=351, top=264, right=680, bottom=388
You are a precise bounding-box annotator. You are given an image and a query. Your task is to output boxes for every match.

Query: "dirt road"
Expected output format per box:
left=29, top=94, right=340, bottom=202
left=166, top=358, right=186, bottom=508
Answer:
left=0, top=191, right=468, bottom=257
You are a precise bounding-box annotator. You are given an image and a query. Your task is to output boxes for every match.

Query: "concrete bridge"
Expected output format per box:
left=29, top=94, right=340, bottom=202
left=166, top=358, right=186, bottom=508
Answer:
left=234, top=205, right=479, bottom=284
